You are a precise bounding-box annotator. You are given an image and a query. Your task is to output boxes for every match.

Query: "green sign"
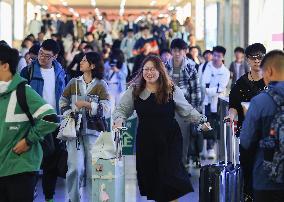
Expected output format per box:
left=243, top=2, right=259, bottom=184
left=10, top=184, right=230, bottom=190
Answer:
left=122, top=116, right=137, bottom=155
left=105, top=115, right=137, bottom=155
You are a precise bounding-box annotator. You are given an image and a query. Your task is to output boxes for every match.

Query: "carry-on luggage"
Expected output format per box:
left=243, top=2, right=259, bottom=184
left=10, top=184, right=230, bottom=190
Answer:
left=92, top=127, right=127, bottom=202
left=199, top=120, right=244, bottom=202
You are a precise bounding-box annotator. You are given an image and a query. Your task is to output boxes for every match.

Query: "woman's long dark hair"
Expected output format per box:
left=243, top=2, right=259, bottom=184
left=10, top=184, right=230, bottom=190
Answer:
left=131, top=55, right=173, bottom=104
left=85, top=52, right=104, bottom=79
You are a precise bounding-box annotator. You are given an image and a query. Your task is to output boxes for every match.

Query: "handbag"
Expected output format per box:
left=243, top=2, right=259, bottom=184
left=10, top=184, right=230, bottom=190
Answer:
left=57, top=79, right=78, bottom=140
left=57, top=112, right=77, bottom=140
left=86, top=98, right=107, bottom=132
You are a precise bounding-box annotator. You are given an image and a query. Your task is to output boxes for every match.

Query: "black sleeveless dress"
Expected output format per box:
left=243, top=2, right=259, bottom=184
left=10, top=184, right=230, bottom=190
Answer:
left=134, top=93, right=193, bottom=202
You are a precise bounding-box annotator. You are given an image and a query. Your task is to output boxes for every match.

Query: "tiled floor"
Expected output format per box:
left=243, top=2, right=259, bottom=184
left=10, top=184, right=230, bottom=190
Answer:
left=35, top=155, right=212, bottom=202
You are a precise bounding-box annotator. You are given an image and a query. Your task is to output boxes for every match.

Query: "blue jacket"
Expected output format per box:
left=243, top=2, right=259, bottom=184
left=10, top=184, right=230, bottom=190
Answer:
left=20, top=60, right=66, bottom=114
left=240, top=81, right=284, bottom=190
left=104, top=61, right=128, bottom=93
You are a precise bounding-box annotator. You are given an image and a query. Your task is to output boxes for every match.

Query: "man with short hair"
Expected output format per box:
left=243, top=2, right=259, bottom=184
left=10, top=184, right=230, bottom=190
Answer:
left=203, top=50, right=213, bottom=63
left=21, top=39, right=66, bottom=202
left=230, top=47, right=250, bottom=87
left=198, top=50, right=213, bottom=112
left=124, top=14, right=139, bottom=36
left=165, top=38, right=201, bottom=167
left=160, top=49, right=172, bottom=64
left=201, top=46, right=230, bottom=159
left=240, top=50, right=284, bottom=202
left=0, top=43, right=58, bottom=202
left=37, top=31, right=45, bottom=45
left=84, top=32, right=100, bottom=53
left=133, top=25, right=159, bottom=56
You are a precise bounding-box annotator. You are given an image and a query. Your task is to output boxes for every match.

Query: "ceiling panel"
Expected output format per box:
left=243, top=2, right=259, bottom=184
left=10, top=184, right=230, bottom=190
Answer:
left=47, top=0, right=171, bottom=8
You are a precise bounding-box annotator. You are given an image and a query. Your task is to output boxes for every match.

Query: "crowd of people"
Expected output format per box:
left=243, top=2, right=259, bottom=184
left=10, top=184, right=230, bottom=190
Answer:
left=0, top=10, right=284, bottom=202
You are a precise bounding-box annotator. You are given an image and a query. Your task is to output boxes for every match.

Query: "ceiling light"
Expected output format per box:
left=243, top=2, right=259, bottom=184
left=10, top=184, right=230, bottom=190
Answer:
left=62, top=1, right=68, bottom=6
left=119, top=0, right=126, bottom=16
left=150, top=0, right=157, bottom=6
left=91, top=0, right=96, bottom=7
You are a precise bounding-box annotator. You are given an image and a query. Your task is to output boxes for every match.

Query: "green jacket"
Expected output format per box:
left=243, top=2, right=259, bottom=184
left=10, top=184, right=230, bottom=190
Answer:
left=0, top=73, right=58, bottom=177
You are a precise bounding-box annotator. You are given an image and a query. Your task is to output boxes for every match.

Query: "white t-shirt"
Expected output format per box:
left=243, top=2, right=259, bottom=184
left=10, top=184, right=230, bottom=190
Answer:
left=202, top=62, right=230, bottom=113
left=235, top=62, right=241, bottom=80
left=41, top=67, right=56, bottom=110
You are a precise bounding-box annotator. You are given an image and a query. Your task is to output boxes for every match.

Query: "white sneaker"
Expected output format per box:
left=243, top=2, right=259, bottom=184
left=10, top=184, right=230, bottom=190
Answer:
left=207, top=149, right=216, bottom=159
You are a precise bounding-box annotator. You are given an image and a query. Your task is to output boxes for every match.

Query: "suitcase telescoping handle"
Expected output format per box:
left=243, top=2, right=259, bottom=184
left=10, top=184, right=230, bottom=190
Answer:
left=113, top=127, right=127, bottom=159
left=223, top=118, right=237, bottom=166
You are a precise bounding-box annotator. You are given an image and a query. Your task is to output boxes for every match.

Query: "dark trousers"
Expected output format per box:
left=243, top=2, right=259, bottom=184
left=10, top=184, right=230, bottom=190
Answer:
left=0, top=172, right=37, bottom=202
left=240, top=145, right=254, bottom=199
left=41, top=132, right=62, bottom=200
left=254, top=190, right=284, bottom=202
left=205, top=105, right=220, bottom=150
left=42, top=153, right=58, bottom=200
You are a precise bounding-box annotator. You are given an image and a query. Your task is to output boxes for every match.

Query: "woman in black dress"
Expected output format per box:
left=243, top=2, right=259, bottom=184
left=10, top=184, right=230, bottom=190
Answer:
left=226, top=43, right=266, bottom=202
left=113, top=55, right=210, bottom=202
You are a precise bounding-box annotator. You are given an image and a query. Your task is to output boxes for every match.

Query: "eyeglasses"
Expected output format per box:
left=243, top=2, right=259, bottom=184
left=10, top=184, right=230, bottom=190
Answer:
left=247, top=54, right=264, bottom=61
left=143, top=68, right=157, bottom=73
left=38, top=50, right=54, bottom=60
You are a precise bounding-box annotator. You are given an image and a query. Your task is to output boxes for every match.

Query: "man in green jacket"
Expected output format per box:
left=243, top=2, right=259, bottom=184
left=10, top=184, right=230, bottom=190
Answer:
left=0, top=43, right=58, bottom=202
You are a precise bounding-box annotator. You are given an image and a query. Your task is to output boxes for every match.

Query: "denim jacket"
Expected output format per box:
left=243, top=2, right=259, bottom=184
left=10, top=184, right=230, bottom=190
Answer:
left=240, top=81, right=284, bottom=190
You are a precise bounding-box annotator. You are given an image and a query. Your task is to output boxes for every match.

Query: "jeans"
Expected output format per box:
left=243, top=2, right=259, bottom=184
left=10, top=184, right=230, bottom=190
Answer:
left=205, top=105, right=220, bottom=150
left=0, top=172, right=37, bottom=202
left=66, top=135, right=98, bottom=202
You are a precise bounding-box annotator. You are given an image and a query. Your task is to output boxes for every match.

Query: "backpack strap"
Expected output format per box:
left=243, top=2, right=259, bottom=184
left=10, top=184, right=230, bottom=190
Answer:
left=202, top=61, right=208, bottom=73
left=16, top=82, right=35, bottom=126
left=27, top=63, right=34, bottom=84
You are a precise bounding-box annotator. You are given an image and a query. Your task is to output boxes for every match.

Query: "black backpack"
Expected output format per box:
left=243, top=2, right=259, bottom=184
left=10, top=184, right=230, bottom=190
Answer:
left=16, top=82, right=55, bottom=157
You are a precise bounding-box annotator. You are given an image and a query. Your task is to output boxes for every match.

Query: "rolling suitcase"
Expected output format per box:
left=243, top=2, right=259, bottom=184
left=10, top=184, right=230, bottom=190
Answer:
left=92, top=127, right=127, bottom=202
left=199, top=120, right=244, bottom=202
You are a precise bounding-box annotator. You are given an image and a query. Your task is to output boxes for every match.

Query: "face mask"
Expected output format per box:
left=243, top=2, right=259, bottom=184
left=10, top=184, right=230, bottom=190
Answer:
left=0, top=80, right=12, bottom=93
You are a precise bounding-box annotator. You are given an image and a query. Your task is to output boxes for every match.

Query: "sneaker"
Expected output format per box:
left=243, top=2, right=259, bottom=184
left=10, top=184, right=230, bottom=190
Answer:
left=207, top=149, right=216, bottom=159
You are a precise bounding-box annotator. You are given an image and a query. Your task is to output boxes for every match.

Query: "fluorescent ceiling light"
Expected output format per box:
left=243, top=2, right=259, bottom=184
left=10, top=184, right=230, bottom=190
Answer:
left=120, top=0, right=126, bottom=16
left=150, top=0, right=157, bottom=6
left=60, top=0, right=68, bottom=6
left=91, top=0, right=96, bottom=7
